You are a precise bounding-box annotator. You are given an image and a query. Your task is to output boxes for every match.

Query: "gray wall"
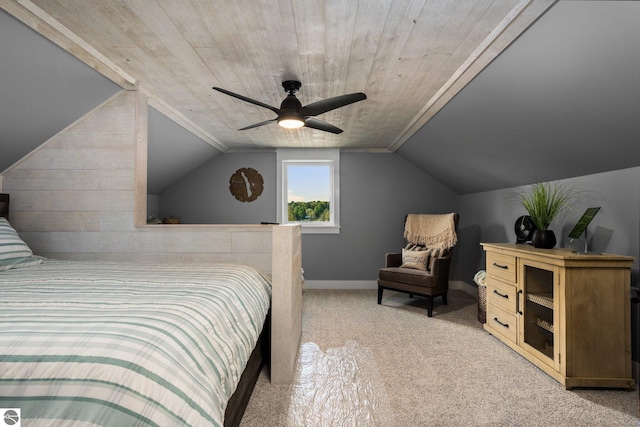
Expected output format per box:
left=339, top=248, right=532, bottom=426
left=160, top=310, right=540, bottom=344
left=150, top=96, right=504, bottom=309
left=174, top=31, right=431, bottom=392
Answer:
left=457, top=167, right=640, bottom=282
left=159, top=151, right=278, bottom=224
left=147, top=107, right=221, bottom=196
left=458, top=166, right=640, bottom=365
left=0, top=9, right=120, bottom=173
left=159, top=151, right=459, bottom=280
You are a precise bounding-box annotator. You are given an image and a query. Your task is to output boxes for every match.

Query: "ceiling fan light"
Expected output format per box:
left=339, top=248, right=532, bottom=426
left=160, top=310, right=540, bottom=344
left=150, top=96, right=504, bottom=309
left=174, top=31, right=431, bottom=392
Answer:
left=278, top=117, right=304, bottom=129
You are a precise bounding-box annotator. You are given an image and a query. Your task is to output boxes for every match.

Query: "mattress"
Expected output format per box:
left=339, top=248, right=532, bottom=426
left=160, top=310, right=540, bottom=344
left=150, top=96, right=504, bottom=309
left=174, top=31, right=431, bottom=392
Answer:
left=0, top=259, right=272, bottom=427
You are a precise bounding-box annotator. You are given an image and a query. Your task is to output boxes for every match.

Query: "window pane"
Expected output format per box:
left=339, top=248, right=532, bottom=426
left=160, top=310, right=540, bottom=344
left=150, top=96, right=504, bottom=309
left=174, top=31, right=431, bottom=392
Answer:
left=287, top=164, right=331, bottom=223
left=277, top=148, right=340, bottom=234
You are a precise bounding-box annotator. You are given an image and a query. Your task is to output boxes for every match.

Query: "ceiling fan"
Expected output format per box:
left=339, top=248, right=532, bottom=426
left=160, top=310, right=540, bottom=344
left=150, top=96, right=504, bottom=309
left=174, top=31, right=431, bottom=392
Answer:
left=212, top=80, right=366, bottom=134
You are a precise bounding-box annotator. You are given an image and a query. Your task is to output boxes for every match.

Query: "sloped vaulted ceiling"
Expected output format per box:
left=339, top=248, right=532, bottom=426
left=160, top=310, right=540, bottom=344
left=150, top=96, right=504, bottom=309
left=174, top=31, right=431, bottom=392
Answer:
left=398, top=0, right=640, bottom=194
left=0, top=0, right=556, bottom=153
left=1, top=1, right=638, bottom=195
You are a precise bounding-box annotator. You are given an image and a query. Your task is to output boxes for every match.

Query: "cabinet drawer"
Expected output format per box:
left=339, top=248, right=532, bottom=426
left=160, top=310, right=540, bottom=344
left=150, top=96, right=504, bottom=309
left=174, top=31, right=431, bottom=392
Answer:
left=487, top=304, right=518, bottom=344
left=487, top=277, right=517, bottom=313
left=486, top=252, right=517, bottom=283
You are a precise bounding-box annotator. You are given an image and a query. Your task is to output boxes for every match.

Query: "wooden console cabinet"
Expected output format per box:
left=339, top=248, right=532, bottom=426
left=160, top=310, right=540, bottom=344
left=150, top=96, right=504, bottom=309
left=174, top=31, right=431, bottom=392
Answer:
left=481, top=243, right=635, bottom=389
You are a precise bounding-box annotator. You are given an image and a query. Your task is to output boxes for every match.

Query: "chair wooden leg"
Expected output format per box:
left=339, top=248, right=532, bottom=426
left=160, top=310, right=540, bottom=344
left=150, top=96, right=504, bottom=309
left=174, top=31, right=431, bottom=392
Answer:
left=426, top=296, right=434, bottom=317
left=377, top=286, right=383, bottom=304
left=442, top=292, right=448, bottom=305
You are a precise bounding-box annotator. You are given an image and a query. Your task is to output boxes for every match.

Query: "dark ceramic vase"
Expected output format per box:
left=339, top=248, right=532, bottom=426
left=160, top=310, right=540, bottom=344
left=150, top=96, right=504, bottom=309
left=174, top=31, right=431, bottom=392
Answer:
left=531, top=229, right=556, bottom=249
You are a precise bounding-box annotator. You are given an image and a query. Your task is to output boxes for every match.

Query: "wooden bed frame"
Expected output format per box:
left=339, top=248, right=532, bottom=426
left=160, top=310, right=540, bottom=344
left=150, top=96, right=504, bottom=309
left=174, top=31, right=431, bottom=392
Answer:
left=224, top=312, right=270, bottom=427
left=0, top=193, right=8, bottom=220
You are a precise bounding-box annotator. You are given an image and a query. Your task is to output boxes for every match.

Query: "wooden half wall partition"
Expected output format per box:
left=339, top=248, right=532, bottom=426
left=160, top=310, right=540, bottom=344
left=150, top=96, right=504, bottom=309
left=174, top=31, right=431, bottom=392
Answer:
left=0, top=89, right=303, bottom=383
left=271, top=224, right=303, bottom=384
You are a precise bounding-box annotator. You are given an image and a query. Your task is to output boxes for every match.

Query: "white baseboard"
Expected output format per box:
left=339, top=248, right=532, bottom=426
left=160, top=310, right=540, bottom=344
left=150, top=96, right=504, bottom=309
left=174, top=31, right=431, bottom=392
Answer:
left=449, top=280, right=477, bottom=296
left=304, top=280, right=377, bottom=289
left=303, top=279, right=478, bottom=294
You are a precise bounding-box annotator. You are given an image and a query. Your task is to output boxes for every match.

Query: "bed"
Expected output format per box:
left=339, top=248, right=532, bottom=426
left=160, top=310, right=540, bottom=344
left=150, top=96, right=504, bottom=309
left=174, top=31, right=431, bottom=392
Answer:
left=0, top=214, right=302, bottom=426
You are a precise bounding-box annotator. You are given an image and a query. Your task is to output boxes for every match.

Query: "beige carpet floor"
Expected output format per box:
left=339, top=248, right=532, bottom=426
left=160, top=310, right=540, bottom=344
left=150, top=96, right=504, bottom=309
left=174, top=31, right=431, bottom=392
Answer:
left=241, top=289, right=639, bottom=426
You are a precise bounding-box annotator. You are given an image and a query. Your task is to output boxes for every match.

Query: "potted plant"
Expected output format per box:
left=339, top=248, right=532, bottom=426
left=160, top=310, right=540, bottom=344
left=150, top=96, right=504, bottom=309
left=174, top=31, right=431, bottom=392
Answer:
left=515, top=180, right=575, bottom=249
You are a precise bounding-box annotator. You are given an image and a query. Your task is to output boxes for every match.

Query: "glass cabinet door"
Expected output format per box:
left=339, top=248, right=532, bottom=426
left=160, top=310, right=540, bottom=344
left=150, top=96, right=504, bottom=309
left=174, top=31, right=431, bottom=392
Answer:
left=520, top=262, right=557, bottom=365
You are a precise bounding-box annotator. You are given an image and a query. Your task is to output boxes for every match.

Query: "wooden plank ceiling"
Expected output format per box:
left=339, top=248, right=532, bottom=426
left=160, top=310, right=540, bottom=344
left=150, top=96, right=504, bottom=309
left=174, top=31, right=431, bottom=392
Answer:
left=2, top=0, right=555, bottom=152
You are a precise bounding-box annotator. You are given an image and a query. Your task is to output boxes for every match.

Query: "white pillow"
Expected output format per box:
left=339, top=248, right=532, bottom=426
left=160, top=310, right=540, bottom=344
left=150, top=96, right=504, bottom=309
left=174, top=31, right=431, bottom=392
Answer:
left=0, top=255, right=44, bottom=271
left=0, top=217, right=34, bottom=260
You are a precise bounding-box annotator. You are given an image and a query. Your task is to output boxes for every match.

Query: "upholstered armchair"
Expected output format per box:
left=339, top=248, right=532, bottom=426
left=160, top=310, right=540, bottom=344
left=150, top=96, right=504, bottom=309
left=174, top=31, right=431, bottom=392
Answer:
left=378, top=213, right=459, bottom=317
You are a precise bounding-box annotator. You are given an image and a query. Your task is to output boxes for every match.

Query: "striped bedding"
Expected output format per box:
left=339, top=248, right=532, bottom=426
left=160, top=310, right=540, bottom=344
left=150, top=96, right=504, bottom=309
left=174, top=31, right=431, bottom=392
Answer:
left=0, top=259, right=272, bottom=427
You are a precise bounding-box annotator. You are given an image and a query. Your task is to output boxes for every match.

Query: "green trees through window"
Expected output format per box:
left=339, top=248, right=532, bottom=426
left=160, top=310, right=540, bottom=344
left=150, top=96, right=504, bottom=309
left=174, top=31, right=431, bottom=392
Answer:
left=277, top=148, right=340, bottom=233
left=288, top=201, right=330, bottom=222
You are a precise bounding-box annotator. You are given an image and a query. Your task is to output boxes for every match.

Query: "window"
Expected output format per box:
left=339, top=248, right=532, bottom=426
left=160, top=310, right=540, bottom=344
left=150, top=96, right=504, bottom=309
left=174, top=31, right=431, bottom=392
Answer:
left=277, top=149, right=340, bottom=234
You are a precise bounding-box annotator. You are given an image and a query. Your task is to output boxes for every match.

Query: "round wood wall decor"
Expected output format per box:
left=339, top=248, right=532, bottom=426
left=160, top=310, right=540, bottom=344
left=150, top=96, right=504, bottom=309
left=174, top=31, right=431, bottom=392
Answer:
left=229, top=167, right=264, bottom=202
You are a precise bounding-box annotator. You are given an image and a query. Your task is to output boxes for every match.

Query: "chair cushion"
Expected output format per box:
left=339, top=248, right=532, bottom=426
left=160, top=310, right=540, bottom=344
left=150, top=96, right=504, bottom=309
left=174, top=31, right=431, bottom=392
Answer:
left=378, top=267, right=437, bottom=289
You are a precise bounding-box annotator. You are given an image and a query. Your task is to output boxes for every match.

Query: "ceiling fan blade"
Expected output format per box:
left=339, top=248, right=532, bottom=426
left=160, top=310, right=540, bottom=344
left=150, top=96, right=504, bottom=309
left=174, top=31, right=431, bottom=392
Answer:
left=304, top=118, right=343, bottom=134
left=302, top=92, right=366, bottom=116
left=239, top=119, right=277, bottom=130
left=212, top=87, right=280, bottom=115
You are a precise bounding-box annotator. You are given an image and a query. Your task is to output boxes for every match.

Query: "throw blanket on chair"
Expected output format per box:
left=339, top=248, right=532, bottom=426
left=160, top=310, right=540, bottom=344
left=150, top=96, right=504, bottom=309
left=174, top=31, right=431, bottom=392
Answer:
left=404, top=213, right=458, bottom=249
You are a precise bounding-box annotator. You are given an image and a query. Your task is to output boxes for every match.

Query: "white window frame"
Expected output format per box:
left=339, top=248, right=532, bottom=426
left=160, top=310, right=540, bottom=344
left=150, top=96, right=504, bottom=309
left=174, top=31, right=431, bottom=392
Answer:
left=277, top=148, right=340, bottom=234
